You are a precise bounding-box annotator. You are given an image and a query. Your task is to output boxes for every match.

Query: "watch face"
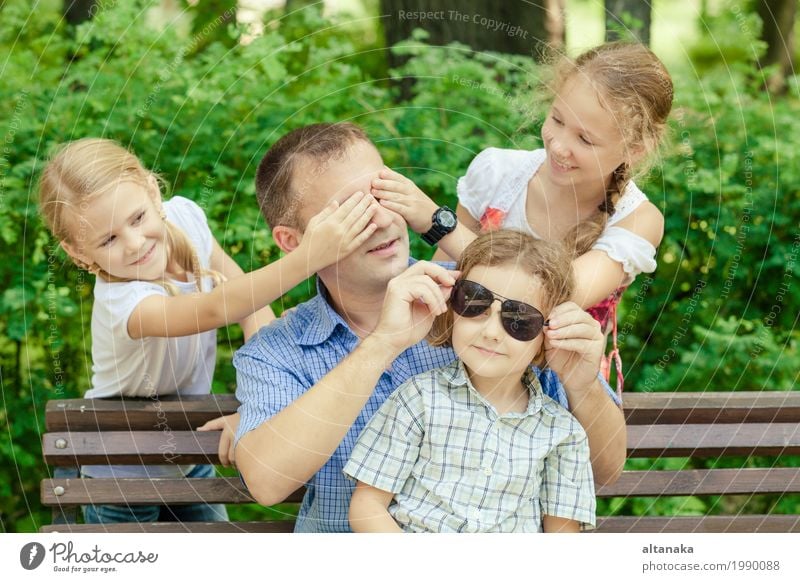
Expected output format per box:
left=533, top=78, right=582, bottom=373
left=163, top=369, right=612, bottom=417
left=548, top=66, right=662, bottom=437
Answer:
left=439, top=210, right=457, bottom=228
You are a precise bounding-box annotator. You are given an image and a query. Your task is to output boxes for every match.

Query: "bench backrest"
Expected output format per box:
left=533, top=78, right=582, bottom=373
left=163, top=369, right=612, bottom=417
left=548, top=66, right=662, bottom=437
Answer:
left=41, top=392, right=800, bottom=533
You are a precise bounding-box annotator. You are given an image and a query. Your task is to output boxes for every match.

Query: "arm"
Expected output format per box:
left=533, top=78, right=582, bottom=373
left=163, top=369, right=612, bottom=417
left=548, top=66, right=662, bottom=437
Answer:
left=371, top=169, right=477, bottom=262
left=350, top=482, right=403, bottom=533
left=544, top=302, right=627, bottom=486
left=236, top=261, right=458, bottom=506
left=128, top=193, right=378, bottom=339
left=571, top=202, right=664, bottom=308
left=543, top=515, right=580, bottom=533
left=209, top=239, right=275, bottom=341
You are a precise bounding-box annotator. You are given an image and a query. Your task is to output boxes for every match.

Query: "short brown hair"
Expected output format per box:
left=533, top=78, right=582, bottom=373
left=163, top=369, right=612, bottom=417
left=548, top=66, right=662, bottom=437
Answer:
left=428, top=230, right=574, bottom=366
left=255, top=122, right=371, bottom=230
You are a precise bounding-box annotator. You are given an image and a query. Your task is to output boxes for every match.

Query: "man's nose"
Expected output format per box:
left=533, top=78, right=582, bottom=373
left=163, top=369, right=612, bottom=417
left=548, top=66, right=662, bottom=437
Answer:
left=371, top=202, right=395, bottom=229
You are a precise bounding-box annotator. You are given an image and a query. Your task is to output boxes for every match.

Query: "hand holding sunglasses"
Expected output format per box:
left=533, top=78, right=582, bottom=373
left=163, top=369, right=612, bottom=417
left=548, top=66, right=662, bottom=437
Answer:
left=450, top=279, right=547, bottom=342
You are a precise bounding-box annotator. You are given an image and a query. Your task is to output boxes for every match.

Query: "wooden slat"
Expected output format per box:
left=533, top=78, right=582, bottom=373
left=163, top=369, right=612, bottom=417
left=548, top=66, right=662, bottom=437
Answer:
left=43, top=431, right=220, bottom=466
left=627, top=423, right=800, bottom=457
left=623, top=392, right=800, bottom=425
left=46, top=395, right=239, bottom=431
left=44, top=423, right=800, bottom=466
left=595, top=515, right=800, bottom=533
left=41, top=478, right=305, bottom=506
left=597, top=468, right=800, bottom=497
left=45, top=391, right=800, bottom=431
left=39, top=521, right=296, bottom=533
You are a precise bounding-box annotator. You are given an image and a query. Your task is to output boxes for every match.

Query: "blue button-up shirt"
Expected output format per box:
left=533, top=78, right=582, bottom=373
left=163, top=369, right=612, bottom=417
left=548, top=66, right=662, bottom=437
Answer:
left=234, top=261, right=618, bottom=533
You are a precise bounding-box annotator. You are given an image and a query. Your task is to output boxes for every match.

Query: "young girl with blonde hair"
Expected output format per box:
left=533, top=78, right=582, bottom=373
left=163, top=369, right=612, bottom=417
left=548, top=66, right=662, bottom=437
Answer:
left=371, top=42, right=673, bottom=396
left=39, top=137, right=379, bottom=524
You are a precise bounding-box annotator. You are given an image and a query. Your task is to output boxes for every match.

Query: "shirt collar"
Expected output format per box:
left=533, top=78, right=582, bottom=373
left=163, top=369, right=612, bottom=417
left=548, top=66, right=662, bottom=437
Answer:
left=446, top=359, right=545, bottom=417
left=296, top=278, right=352, bottom=346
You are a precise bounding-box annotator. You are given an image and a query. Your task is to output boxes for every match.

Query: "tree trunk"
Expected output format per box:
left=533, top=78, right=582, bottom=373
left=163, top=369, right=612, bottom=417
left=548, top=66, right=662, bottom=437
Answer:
left=605, top=0, right=651, bottom=45
left=380, top=0, right=553, bottom=61
left=756, top=0, right=797, bottom=94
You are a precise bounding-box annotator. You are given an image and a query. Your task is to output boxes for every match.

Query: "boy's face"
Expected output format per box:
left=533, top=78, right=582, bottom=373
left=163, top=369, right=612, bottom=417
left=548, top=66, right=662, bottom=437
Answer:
left=451, top=263, right=545, bottom=387
left=294, top=139, right=410, bottom=294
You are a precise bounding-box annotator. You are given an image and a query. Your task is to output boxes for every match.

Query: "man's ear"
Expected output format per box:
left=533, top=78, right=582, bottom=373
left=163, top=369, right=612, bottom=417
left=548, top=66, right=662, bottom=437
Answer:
left=272, top=225, right=303, bottom=253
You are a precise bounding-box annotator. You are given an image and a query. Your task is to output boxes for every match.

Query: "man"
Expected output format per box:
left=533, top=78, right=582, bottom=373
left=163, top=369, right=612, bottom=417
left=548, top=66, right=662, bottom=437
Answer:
left=234, top=123, right=626, bottom=533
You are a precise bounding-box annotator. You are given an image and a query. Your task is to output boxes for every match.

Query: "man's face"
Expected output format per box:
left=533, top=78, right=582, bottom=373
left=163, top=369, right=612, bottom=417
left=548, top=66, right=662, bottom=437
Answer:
left=293, top=140, right=410, bottom=294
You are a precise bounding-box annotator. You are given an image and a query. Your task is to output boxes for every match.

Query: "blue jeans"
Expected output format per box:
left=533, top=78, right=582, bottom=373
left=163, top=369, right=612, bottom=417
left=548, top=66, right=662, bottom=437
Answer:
left=82, top=464, right=229, bottom=524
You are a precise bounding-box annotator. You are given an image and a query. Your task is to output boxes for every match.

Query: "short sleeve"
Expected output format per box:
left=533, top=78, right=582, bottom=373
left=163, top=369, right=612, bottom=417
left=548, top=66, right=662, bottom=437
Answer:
left=456, top=148, right=504, bottom=221
left=342, top=378, right=426, bottom=494
left=540, top=426, right=596, bottom=529
left=592, top=226, right=657, bottom=284
left=233, top=329, right=308, bottom=445
left=164, top=196, right=213, bottom=267
left=94, top=280, right=168, bottom=342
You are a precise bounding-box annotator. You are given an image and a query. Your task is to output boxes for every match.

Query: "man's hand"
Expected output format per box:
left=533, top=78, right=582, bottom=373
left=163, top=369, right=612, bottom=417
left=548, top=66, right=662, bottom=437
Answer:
left=371, top=261, right=459, bottom=354
left=371, top=167, right=439, bottom=234
left=543, top=302, right=604, bottom=394
left=197, top=412, right=240, bottom=467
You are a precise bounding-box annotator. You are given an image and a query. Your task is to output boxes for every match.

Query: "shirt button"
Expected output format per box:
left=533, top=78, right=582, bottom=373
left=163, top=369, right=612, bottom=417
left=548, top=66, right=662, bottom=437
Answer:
left=483, top=467, right=492, bottom=476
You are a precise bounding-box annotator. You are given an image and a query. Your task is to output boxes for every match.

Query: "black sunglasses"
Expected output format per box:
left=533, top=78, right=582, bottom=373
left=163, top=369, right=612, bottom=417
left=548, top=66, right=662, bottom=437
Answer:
left=450, top=279, right=547, bottom=342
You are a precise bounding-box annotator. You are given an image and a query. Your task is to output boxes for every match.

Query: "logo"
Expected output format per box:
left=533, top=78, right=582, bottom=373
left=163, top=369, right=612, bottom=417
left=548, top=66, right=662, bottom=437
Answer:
left=20, top=542, right=46, bottom=570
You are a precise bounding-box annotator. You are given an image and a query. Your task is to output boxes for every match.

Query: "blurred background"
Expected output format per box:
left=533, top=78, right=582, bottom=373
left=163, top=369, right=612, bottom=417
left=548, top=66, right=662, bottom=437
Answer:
left=1, top=0, right=798, bottom=532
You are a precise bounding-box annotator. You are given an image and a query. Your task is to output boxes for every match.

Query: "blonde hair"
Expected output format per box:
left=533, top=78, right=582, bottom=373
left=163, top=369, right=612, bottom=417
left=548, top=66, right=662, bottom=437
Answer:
left=545, top=42, right=674, bottom=255
left=428, top=230, right=574, bottom=367
left=38, top=138, right=223, bottom=295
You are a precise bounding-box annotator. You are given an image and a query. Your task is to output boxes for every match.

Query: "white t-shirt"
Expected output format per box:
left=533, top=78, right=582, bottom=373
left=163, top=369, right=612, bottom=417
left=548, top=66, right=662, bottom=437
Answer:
left=82, top=196, right=217, bottom=479
left=457, top=148, right=657, bottom=285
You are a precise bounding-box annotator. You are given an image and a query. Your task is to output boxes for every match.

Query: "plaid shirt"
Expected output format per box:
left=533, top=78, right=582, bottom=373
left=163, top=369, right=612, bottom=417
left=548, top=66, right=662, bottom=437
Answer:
left=236, top=260, right=613, bottom=533
left=343, top=359, right=596, bottom=532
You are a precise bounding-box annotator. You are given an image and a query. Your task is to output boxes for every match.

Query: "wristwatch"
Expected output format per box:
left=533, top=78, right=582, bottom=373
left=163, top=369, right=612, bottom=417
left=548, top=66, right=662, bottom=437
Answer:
left=421, top=206, right=458, bottom=245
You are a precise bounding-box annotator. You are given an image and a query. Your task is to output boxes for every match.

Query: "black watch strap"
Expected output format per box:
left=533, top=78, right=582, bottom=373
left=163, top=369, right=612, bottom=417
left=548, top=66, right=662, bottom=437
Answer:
left=421, top=206, right=457, bottom=245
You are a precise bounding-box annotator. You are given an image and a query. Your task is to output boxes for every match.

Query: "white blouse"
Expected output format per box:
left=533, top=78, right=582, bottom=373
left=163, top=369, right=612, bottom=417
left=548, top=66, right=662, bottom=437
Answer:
left=457, top=147, right=657, bottom=285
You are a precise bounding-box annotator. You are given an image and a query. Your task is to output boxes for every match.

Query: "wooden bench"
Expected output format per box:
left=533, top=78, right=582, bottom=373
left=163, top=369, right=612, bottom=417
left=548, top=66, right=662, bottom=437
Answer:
left=40, top=392, right=800, bottom=533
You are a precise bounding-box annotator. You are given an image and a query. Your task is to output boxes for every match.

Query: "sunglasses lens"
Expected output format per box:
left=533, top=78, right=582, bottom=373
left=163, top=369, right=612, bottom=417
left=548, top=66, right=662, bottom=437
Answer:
left=452, top=280, right=494, bottom=317
left=501, top=301, right=544, bottom=341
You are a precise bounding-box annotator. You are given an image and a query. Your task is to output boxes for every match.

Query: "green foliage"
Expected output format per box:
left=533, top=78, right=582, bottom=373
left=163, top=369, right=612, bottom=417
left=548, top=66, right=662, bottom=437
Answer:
left=1, top=0, right=798, bottom=532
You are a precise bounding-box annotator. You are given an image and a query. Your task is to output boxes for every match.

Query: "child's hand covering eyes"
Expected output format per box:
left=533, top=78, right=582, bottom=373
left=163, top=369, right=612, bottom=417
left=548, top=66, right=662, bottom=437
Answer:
left=371, top=168, right=439, bottom=234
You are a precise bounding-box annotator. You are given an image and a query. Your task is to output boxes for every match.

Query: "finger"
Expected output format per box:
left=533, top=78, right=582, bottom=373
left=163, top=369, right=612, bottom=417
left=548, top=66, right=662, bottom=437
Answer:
left=377, top=199, right=407, bottom=215
left=379, top=167, right=406, bottom=180
left=371, top=178, right=408, bottom=193
left=344, top=200, right=379, bottom=233
left=544, top=338, right=602, bottom=354
left=347, top=222, right=378, bottom=251
left=228, top=439, right=236, bottom=468
left=371, top=189, right=405, bottom=203
left=218, top=435, right=230, bottom=467
left=334, top=190, right=366, bottom=215
left=197, top=417, right=224, bottom=431
left=404, top=261, right=460, bottom=286
left=337, top=192, right=376, bottom=223
left=547, top=302, right=589, bottom=327
left=406, top=277, right=449, bottom=314
left=546, top=321, right=602, bottom=341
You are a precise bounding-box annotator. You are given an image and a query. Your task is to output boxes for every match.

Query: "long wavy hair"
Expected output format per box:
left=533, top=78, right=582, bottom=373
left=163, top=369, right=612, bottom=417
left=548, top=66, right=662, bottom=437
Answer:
left=39, top=138, right=223, bottom=295
left=544, top=42, right=674, bottom=255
